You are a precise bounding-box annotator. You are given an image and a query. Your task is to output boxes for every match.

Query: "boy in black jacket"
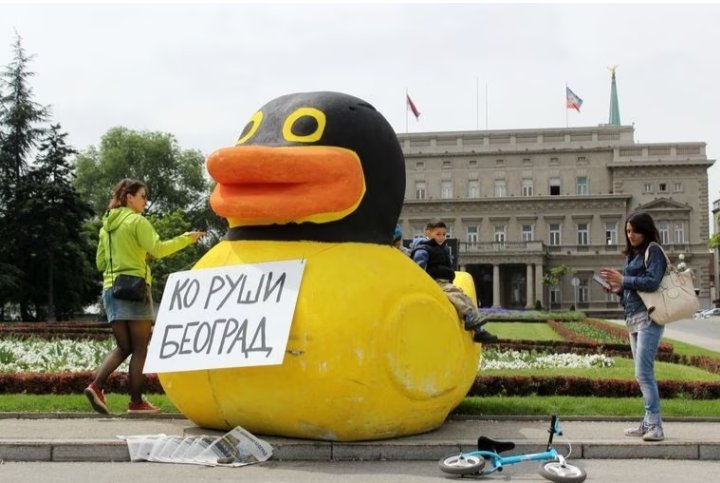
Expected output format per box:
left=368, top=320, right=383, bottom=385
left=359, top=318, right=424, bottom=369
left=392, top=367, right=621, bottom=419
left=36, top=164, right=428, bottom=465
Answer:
left=411, top=219, right=498, bottom=344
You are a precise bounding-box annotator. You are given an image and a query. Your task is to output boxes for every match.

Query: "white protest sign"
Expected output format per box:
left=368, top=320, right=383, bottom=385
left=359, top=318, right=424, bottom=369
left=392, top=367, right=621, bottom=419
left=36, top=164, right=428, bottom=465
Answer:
left=144, top=259, right=305, bottom=374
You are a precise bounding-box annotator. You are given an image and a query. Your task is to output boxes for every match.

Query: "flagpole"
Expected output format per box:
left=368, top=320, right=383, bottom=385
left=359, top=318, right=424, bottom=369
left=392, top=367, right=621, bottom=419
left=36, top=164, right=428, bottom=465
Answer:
left=475, top=76, right=479, bottom=130
left=485, top=82, right=489, bottom=130
left=405, top=88, right=408, bottom=134
left=565, top=83, right=568, bottom=128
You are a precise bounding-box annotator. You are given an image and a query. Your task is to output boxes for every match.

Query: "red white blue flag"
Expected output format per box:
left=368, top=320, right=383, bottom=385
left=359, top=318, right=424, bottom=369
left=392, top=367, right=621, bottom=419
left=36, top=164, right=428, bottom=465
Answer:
left=566, top=86, right=583, bottom=112
left=407, top=94, right=421, bottom=120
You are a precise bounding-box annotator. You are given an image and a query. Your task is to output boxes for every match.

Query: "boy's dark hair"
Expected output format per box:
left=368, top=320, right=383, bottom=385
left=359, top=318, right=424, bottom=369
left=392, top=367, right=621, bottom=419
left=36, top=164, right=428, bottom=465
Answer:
left=425, top=218, right=447, bottom=230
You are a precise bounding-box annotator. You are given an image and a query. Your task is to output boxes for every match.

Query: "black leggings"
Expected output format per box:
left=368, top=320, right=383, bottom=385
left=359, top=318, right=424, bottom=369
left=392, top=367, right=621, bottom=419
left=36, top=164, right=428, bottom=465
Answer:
left=92, top=319, right=153, bottom=403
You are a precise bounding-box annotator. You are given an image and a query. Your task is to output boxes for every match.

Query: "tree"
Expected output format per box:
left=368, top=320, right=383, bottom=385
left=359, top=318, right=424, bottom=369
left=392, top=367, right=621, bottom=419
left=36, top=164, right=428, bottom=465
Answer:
left=710, top=212, right=720, bottom=250
left=4, top=125, right=97, bottom=320
left=15, top=125, right=97, bottom=320
left=542, top=265, right=575, bottom=287
left=543, top=265, right=575, bottom=310
left=0, top=33, right=50, bottom=319
left=74, top=127, right=211, bottom=219
left=0, top=33, right=48, bottom=183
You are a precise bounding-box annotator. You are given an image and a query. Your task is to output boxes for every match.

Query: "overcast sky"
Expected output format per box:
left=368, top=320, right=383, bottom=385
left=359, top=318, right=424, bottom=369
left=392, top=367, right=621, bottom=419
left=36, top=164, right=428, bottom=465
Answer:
left=2, top=2, right=719, bottom=227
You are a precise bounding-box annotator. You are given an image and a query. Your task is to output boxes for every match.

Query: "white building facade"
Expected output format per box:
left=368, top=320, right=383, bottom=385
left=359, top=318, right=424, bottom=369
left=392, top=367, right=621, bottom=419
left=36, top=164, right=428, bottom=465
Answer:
left=397, top=125, right=714, bottom=316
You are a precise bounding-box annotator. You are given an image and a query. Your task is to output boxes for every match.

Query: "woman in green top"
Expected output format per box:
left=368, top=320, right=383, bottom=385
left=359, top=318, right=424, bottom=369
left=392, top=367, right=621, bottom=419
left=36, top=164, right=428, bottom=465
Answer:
left=86, top=179, right=205, bottom=414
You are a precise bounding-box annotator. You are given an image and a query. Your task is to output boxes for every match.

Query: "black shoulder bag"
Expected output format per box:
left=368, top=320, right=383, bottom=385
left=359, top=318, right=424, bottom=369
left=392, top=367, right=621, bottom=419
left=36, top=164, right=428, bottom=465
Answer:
left=108, top=228, right=148, bottom=302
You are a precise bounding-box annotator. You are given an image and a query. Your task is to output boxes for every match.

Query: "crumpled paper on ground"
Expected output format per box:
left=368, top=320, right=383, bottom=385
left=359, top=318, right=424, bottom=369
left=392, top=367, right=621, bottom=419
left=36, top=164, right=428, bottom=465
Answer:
left=119, top=426, right=273, bottom=467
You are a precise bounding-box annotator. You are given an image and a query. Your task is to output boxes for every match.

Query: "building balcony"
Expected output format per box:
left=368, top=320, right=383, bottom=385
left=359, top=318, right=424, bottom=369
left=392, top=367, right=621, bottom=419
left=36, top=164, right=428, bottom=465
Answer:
left=458, top=241, right=691, bottom=257
left=459, top=241, right=545, bottom=255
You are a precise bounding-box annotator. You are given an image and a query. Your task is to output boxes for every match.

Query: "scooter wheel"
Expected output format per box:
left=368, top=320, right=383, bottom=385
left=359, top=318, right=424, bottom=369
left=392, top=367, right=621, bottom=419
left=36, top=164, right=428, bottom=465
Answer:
left=438, top=454, right=486, bottom=475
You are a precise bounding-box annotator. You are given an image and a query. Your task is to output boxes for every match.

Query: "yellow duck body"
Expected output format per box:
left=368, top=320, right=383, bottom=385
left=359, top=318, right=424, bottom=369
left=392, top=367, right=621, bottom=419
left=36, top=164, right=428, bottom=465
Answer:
left=158, top=240, right=481, bottom=441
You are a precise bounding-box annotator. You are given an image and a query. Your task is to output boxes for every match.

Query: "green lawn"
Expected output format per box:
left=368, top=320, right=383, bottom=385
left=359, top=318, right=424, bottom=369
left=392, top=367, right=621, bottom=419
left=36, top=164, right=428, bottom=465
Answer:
left=457, top=395, right=720, bottom=418
left=486, top=322, right=563, bottom=341
left=4, top=393, right=720, bottom=419
left=0, top=393, right=179, bottom=414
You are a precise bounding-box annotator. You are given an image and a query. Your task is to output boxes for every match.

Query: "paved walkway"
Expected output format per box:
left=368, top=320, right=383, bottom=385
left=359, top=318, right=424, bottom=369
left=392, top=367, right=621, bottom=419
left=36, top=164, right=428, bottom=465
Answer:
left=1, top=414, right=719, bottom=462
left=605, top=317, right=720, bottom=352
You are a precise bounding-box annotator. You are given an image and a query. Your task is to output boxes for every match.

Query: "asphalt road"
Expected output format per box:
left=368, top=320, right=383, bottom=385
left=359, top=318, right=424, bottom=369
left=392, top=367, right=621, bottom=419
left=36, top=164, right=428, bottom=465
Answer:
left=607, top=316, right=720, bottom=352
left=1, top=460, right=718, bottom=483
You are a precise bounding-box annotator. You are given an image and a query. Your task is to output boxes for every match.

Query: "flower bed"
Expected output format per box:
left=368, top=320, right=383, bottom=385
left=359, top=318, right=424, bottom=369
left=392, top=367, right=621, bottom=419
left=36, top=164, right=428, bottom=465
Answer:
left=481, top=348, right=614, bottom=370
left=0, top=337, right=126, bottom=372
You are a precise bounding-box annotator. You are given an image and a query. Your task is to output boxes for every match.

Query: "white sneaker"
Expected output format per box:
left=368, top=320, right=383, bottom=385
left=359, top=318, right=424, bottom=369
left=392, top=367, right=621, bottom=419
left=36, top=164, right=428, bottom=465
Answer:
left=624, top=422, right=648, bottom=437
left=642, top=425, right=665, bottom=442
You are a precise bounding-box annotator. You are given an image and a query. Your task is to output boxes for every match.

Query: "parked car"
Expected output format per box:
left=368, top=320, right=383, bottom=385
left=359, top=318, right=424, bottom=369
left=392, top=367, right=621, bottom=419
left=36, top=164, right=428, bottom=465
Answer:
left=701, top=308, right=720, bottom=318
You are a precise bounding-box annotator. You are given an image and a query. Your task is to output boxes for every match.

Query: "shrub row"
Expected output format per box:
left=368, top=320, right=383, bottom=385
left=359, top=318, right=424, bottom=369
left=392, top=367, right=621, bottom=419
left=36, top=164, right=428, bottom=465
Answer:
left=471, top=375, right=720, bottom=400
left=0, top=371, right=164, bottom=395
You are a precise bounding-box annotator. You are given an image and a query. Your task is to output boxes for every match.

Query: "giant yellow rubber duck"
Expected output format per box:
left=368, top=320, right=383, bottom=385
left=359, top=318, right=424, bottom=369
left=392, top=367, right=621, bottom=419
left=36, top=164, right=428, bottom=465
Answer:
left=158, top=92, right=481, bottom=441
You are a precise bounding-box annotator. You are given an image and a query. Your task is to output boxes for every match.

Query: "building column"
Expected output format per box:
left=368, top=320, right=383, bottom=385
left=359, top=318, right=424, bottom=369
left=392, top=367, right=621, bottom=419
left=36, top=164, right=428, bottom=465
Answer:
left=534, top=263, right=544, bottom=309
left=526, top=264, right=534, bottom=309
left=493, top=264, right=500, bottom=307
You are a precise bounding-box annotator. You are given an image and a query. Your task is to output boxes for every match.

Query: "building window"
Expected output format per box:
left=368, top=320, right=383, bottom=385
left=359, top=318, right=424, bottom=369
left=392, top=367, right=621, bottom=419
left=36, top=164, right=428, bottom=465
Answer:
left=549, top=223, right=561, bottom=246
left=578, top=279, right=589, bottom=303
left=550, top=286, right=561, bottom=304
left=576, top=176, right=588, bottom=195
left=521, top=224, right=534, bottom=242
left=494, top=225, right=506, bottom=247
left=577, top=156, right=587, bottom=164
left=415, top=181, right=426, bottom=200
left=675, top=223, right=685, bottom=244
left=658, top=222, right=669, bottom=244
left=468, top=180, right=480, bottom=198
left=659, top=182, right=668, bottom=193
left=643, top=182, right=653, bottom=193
left=549, top=178, right=561, bottom=196
left=442, top=160, right=452, bottom=169
left=468, top=159, right=478, bottom=167
left=441, top=181, right=453, bottom=199
left=467, top=225, right=478, bottom=245
left=522, top=179, right=534, bottom=197
left=494, top=179, right=506, bottom=197
left=415, top=161, right=424, bottom=169
left=605, top=222, right=617, bottom=245
left=550, top=157, right=559, bottom=166
left=577, top=223, right=589, bottom=245
left=673, top=182, right=683, bottom=192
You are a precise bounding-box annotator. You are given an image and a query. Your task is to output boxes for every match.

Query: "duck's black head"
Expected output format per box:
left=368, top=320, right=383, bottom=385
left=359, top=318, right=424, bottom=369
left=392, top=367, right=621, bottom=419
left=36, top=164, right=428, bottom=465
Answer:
left=208, top=91, right=405, bottom=244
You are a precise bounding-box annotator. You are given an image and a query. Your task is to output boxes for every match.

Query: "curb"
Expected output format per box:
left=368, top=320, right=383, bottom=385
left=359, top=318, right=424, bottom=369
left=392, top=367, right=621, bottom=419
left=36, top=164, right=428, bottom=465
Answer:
left=2, top=439, right=720, bottom=463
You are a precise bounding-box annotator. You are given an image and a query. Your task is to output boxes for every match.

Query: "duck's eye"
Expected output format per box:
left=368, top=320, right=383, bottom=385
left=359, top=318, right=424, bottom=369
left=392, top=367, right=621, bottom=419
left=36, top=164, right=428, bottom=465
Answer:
left=236, top=111, right=263, bottom=145
left=283, top=107, right=326, bottom=143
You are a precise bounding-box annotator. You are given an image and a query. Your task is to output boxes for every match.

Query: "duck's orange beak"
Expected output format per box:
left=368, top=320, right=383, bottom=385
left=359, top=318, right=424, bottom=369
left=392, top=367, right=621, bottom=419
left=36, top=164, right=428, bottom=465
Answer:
left=207, top=145, right=366, bottom=227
